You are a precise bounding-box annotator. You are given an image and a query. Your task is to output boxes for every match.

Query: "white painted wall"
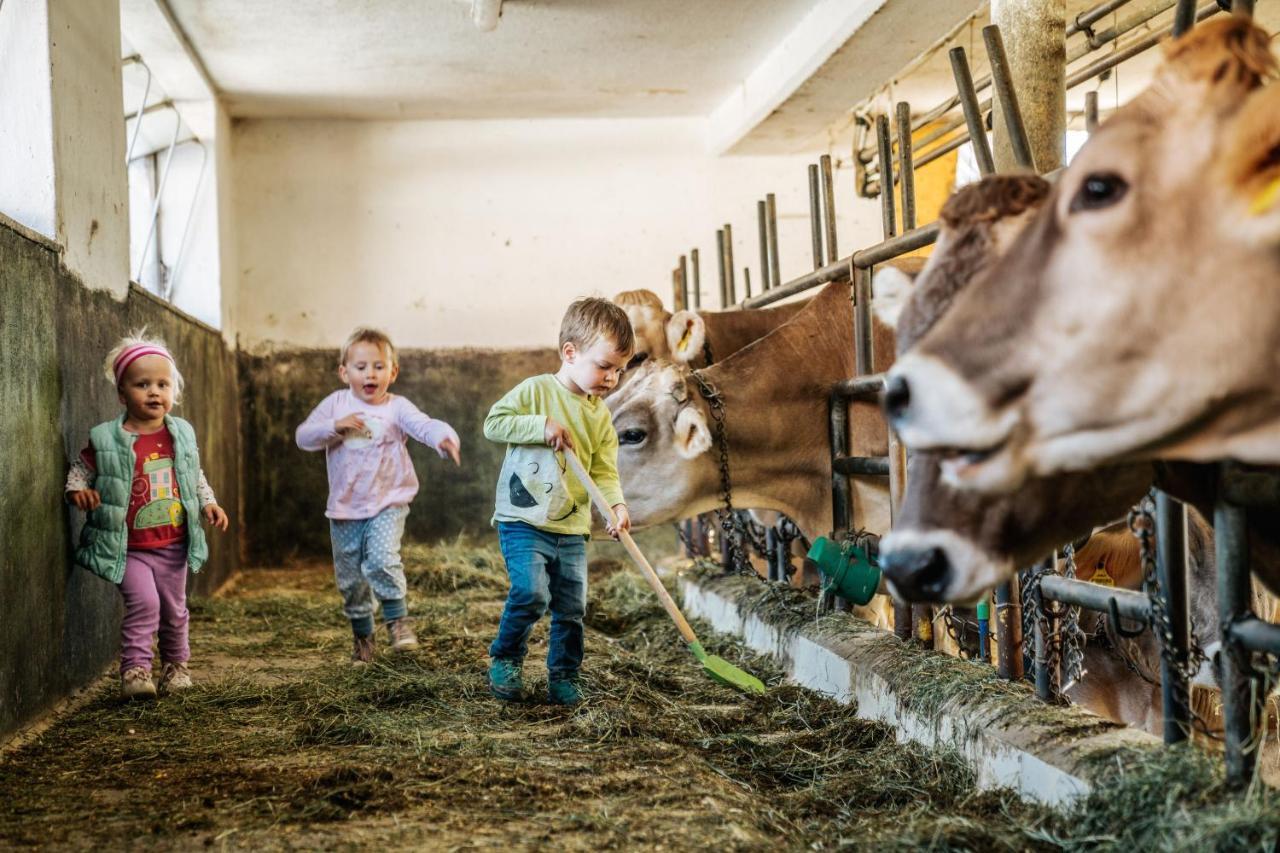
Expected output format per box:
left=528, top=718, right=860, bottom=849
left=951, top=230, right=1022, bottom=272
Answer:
left=0, top=0, right=56, bottom=239
left=232, top=117, right=883, bottom=350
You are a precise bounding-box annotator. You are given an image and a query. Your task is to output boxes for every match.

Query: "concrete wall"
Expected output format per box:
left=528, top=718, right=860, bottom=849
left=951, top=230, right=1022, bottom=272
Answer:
left=231, top=117, right=885, bottom=350
left=239, top=346, right=561, bottom=564
left=0, top=215, right=241, bottom=739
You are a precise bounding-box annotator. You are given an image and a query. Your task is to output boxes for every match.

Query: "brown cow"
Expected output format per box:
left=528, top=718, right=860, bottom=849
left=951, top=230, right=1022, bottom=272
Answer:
left=885, top=19, right=1280, bottom=490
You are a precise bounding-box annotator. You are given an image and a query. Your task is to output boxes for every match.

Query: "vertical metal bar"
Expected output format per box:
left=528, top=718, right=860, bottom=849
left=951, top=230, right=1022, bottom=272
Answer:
left=715, top=230, right=727, bottom=309
left=875, top=116, right=897, bottom=238
left=1155, top=490, right=1192, bottom=744
left=895, top=102, right=917, bottom=232
left=672, top=268, right=681, bottom=312
left=756, top=200, right=770, bottom=292
left=679, top=254, right=689, bottom=311
left=829, top=394, right=851, bottom=539
left=766, top=528, right=780, bottom=582
left=124, top=62, right=153, bottom=165
left=742, top=268, right=752, bottom=300
left=950, top=47, right=996, bottom=177
left=1232, top=0, right=1254, bottom=17
left=165, top=141, right=210, bottom=302
left=724, top=223, right=736, bottom=305
left=820, top=154, right=839, bottom=264
left=1084, top=90, right=1100, bottom=135
left=1173, top=0, right=1197, bottom=35
left=995, top=578, right=1025, bottom=680
left=853, top=264, right=873, bottom=376
left=1033, top=558, right=1055, bottom=700
left=1216, top=465, right=1257, bottom=786
left=135, top=113, right=183, bottom=283
left=983, top=25, right=1036, bottom=172
left=766, top=193, right=781, bottom=292
left=690, top=248, right=701, bottom=309
left=807, top=165, right=824, bottom=270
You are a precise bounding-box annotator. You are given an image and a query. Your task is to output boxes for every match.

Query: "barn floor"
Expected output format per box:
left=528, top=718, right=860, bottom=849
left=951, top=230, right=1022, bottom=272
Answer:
left=1, top=541, right=1277, bottom=851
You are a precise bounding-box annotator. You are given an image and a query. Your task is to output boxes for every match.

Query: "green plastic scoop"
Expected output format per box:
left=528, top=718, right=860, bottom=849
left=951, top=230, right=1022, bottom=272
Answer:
left=563, top=452, right=766, bottom=695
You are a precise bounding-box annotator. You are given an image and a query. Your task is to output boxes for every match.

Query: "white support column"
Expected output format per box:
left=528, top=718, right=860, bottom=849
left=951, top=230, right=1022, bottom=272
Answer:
left=0, top=0, right=57, bottom=238
left=991, top=0, right=1067, bottom=173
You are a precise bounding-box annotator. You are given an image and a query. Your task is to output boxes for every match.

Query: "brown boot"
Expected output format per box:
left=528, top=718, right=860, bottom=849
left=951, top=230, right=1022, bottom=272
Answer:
left=387, top=618, right=419, bottom=652
left=351, top=634, right=376, bottom=667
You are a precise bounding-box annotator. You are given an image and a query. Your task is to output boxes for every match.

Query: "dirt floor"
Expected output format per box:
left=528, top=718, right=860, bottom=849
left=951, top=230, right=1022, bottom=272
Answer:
left=1, top=539, right=1278, bottom=851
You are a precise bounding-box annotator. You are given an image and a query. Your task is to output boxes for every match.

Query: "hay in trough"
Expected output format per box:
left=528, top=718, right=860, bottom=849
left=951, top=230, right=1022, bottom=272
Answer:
left=0, top=540, right=1275, bottom=850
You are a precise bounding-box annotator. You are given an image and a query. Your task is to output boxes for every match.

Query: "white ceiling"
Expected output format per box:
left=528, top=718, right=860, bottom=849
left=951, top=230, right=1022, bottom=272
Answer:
left=164, top=0, right=824, bottom=120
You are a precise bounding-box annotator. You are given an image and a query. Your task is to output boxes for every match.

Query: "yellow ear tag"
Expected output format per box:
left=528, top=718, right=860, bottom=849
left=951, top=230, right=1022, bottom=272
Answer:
left=1089, top=557, right=1115, bottom=587
left=1250, top=173, right=1280, bottom=216
left=676, top=324, right=693, bottom=354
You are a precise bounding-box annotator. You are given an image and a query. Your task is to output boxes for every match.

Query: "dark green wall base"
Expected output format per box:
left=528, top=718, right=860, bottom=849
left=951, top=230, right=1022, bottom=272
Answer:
left=239, top=347, right=560, bottom=565
left=0, top=219, right=241, bottom=738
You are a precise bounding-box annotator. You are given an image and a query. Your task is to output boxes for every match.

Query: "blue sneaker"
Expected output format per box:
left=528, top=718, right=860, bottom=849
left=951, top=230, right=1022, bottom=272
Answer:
left=488, top=658, right=526, bottom=701
left=548, top=676, right=583, bottom=706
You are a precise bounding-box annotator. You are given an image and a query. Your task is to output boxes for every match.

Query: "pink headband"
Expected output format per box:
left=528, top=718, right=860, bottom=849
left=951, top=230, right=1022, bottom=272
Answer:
left=113, top=344, right=174, bottom=385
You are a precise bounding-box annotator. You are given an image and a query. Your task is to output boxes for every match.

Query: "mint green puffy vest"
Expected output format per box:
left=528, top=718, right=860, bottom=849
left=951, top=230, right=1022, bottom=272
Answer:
left=75, top=415, right=209, bottom=583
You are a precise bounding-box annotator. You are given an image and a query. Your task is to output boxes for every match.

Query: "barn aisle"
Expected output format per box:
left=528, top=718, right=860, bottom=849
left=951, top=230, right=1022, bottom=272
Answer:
left=0, top=541, right=1050, bottom=850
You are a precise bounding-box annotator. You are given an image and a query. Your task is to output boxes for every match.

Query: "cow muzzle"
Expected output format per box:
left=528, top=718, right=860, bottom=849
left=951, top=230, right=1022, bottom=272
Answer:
left=879, top=528, right=1012, bottom=603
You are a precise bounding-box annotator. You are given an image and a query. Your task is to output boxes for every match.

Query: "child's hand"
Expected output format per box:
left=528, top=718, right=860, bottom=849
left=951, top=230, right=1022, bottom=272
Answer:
left=203, top=504, right=230, bottom=532
left=335, top=414, right=367, bottom=436
left=68, top=489, right=101, bottom=512
left=544, top=419, right=574, bottom=452
left=607, top=504, right=631, bottom=540
left=438, top=436, right=461, bottom=466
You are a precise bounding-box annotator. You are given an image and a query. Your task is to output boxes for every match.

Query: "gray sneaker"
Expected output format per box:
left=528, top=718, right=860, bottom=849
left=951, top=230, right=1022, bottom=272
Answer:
left=121, top=666, right=157, bottom=700
left=351, top=634, right=376, bottom=667
left=387, top=618, right=419, bottom=652
left=158, top=661, right=192, bottom=694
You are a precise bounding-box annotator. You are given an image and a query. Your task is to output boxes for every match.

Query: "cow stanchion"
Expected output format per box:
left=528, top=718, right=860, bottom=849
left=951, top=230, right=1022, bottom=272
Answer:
left=723, top=223, right=736, bottom=304
left=807, top=164, right=824, bottom=270
left=715, top=229, right=727, bottom=309
left=756, top=200, right=770, bottom=293
left=690, top=248, right=701, bottom=309
left=1154, top=491, right=1192, bottom=743
left=765, top=193, right=780, bottom=292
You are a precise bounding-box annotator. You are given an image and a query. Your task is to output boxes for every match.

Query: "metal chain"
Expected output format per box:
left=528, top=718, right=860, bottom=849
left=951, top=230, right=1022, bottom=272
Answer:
left=1022, top=560, right=1066, bottom=696
left=1060, top=543, right=1087, bottom=691
left=688, top=369, right=754, bottom=577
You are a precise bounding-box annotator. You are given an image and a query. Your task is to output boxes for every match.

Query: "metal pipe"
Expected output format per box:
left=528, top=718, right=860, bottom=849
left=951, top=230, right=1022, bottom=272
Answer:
left=165, top=141, right=210, bottom=303
left=1065, top=5, right=1221, bottom=89
left=756, top=200, right=770, bottom=292
left=740, top=221, right=941, bottom=309
left=854, top=264, right=873, bottom=375
left=808, top=164, right=824, bottom=270
left=1040, top=576, right=1152, bottom=621
left=715, top=230, right=727, bottom=309
left=124, top=63, right=153, bottom=165
left=1216, top=468, right=1257, bottom=786
left=134, top=113, right=182, bottom=283
left=1230, top=617, right=1280, bottom=655
left=1068, top=0, right=1135, bottom=35
left=723, top=223, right=736, bottom=305
left=766, top=193, right=781, bottom=293
left=1085, top=90, right=1100, bottom=134
left=690, top=248, right=701, bottom=309
left=742, top=267, right=751, bottom=300
left=124, top=98, right=174, bottom=124
left=829, top=392, right=851, bottom=537
left=834, top=374, right=885, bottom=398
left=820, top=154, right=839, bottom=264
left=895, top=102, right=917, bottom=232
left=875, top=116, right=897, bottom=238
left=909, top=132, right=973, bottom=173
left=1155, top=490, right=1191, bottom=744
left=672, top=268, right=681, bottom=312
left=1173, top=0, right=1197, bottom=35
left=833, top=456, right=889, bottom=476
left=950, top=47, right=996, bottom=176
left=995, top=578, right=1025, bottom=680
left=1221, top=469, right=1280, bottom=508
left=679, top=254, right=689, bottom=310
left=766, top=528, right=780, bottom=582
left=1034, top=605, right=1055, bottom=701
left=1233, top=0, right=1254, bottom=16
left=983, top=24, right=1036, bottom=172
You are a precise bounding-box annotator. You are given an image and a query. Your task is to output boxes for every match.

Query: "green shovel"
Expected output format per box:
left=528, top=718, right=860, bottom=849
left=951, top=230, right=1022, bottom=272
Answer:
left=563, top=452, right=766, bottom=695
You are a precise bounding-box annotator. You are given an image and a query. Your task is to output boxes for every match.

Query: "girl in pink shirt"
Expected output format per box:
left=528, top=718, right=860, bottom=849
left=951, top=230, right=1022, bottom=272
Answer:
left=297, top=327, right=460, bottom=665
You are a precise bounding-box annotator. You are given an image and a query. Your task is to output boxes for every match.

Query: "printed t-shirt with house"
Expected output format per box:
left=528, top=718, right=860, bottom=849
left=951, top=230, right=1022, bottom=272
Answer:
left=77, top=428, right=192, bottom=548
left=485, top=374, right=625, bottom=537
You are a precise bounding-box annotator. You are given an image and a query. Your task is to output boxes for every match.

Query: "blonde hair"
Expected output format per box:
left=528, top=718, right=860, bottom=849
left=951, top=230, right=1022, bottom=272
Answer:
left=340, top=327, right=398, bottom=367
left=103, top=328, right=185, bottom=404
left=559, top=297, right=635, bottom=355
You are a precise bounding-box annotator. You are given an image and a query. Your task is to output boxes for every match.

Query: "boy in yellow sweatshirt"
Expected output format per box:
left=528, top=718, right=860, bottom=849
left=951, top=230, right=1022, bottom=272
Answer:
left=483, top=298, right=634, bottom=704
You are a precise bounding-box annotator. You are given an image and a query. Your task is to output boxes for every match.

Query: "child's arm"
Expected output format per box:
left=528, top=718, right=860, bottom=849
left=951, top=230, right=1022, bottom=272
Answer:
left=483, top=382, right=548, bottom=446
left=196, top=470, right=230, bottom=532
left=589, top=426, right=629, bottom=537
left=394, top=399, right=461, bottom=465
left=66, top=447, right=101, bottom=511
left=296, top=394, right=344, bottom=451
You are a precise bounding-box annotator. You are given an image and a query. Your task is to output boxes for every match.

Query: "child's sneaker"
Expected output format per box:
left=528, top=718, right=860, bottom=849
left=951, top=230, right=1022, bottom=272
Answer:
left=548, top=676, right=583, bottom=706
left=488, top=658, right=527, bottom=701
left=386, top=618, right=419, bottom=652
left=158, top=662, right=192, bottom=694
left=351, top=634, right=376, bottom=667
left=121, top=667, right=157, bottom=700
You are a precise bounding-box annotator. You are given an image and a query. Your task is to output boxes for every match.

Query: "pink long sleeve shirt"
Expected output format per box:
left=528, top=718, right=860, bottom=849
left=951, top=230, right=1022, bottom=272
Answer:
left=296, top=389, right=460, bottom=520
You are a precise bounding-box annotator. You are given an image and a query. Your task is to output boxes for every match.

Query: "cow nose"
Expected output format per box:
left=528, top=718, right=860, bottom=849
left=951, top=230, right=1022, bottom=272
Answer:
left=881, top=545, right=950, bottom=602
left=883, top=373, right=911, bottom=422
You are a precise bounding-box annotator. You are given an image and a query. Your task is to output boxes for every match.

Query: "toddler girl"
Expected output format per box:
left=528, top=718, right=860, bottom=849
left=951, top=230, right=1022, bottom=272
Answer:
left=296, top=327, right=461, bottom=665
left=66, top=331, right=230, bottom=699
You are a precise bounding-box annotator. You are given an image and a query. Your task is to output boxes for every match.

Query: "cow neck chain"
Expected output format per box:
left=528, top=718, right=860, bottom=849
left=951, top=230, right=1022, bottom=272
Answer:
left=688, top=368, right=754, bottom=577
left=1059, top=542, right=1086, bottom=692
left=1128, top=494, right=1219, bottom=740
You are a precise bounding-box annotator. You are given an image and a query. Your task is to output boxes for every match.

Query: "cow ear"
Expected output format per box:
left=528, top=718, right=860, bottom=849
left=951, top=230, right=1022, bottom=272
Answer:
left=673, top=406, right=712, bottom=459
left=1223, top=82, right=1280, bottom=240
left=665, top=311, right=707, bottom=364
left=872, top=266, right=916, bottom=330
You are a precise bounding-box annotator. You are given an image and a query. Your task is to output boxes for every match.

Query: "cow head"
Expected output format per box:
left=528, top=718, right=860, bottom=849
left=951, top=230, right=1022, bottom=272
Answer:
left=885, top=18, right=1280, bottom=493
left=613, top=289, right=672, bottom=371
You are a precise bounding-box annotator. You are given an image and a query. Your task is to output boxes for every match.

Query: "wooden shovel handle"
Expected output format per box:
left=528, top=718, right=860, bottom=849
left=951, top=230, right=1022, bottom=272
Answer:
left=562, top=451, right=700, bottom=646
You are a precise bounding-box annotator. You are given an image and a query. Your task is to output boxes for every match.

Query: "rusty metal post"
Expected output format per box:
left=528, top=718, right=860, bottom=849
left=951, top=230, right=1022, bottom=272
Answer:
left=723, top=223, right=736, bottom=305
left=950, top=47, right=996, bottom=176
left=895, top=102, right=917, bottom=232
left=987, top=1, right=1066, bottom=173
left=995, top=578, right=1025, bottom=680
left=820, top=154, right=838, bottom=264
left=765, top=193, right=781, bottom=291
left=742, top=267, right=751, bottom=300
left=757, top=200, right=770, bottom=292
left=690, top=248, right=701, bottom=309
left=679, top=254, right=689, bottom=311
left=671, top=268, right=681, bottom=311
left=1216, top=466, right=1257, bottom=785
left=1173, top=0, right=1197, bottom=34
left=875, top=116, right=897, bottom=237
left=807, top=164, right=823, bottom=270
left=715, top=230, right=727, bottom=309
left=1084, top=90, right=1100, bottom=134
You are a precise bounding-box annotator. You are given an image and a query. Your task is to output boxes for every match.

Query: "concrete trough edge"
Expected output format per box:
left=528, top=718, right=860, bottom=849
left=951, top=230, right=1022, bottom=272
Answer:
left=680, top=574, right=1161, bottom=808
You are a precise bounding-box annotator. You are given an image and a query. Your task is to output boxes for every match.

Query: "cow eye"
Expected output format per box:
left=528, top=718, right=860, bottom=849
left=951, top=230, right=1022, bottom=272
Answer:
left=618, top=428, right=647, bottom=445
left=1069, top=172, right=1128, bottom=212
left=627, top=352, right=648, bottom=370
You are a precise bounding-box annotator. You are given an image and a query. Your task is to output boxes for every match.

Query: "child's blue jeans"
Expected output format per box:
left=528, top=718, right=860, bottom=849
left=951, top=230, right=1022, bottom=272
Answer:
left=490, top=521, right=587, bottom=679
